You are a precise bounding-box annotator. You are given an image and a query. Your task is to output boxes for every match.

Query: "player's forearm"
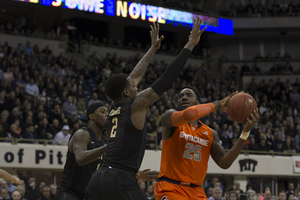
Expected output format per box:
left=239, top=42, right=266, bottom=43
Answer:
left=217, top=139, right=245, bottom=169
left=151, top=48, right=191, bottom=96
left=184, top=41, right=196, bottom=51
left=171, top=103, right=215, bottom=126
left=76, top=145, right=107, bottom=166
left=129, top=47, right=157, bottom=86
left=0, top=169, right=18, bottom=183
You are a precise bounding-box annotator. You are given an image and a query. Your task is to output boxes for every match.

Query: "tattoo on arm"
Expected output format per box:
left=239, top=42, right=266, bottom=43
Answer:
left=132, top=88, right=160, bottom=110
left=138, top=99, right=145, bottom=107
left=81, top=134, right=90, bottom=144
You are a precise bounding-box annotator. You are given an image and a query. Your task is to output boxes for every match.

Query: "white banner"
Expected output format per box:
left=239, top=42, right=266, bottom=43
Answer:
left=0, top=143, right=67, bottom=170
left=0, top=143, right=299, bottom=176
left=141, top=150, right=297, bottom=176
left=292, top=156, right=300, bottom=173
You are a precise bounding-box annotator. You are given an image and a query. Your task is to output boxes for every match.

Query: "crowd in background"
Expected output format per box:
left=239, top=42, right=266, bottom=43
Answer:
left=0, top=175, right=57, bottom=200
left=0, top=36, right=300, bottom=152
left=0, top=171, right=299, bottom=200
left=227, top=0, right=300, bottom=18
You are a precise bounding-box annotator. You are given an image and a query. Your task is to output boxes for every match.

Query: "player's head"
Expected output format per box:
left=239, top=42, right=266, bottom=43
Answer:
left=105, top=73, right=138, bottom=103
left=177, top=87, right=201, bottom=111
left=87, top=102, right=108, bottom=128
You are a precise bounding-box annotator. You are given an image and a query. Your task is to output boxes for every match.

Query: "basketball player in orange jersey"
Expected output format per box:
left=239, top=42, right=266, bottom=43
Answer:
left=154, top=88, right=259, bottom=200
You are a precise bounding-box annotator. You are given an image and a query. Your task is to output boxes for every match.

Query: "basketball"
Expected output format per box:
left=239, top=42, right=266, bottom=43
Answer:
left=227, top=93, right=257, bottom=123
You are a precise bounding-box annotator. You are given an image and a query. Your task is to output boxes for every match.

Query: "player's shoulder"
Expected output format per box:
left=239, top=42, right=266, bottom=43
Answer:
left=73, top=128, right=90, bottom=139
left=161, top=109, right=177, bottom=119
left=209, top=128, right=219, bottom=142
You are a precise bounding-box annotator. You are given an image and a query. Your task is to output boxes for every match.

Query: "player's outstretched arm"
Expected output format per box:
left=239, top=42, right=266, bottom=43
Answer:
left=131, top=17, right=206, bottom=130
left=129, top=22, right=164, bottom=87
left=210, top=109, right=259, bottom=169
left=161, top=92, right=238, bottom=140
left=71, top=130, right=107, bottom=166
left=0, top=169, right=21, bottom=186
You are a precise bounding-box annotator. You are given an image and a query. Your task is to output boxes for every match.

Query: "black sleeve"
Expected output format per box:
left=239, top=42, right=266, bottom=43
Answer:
left=151, top=48, right=191, bottom=96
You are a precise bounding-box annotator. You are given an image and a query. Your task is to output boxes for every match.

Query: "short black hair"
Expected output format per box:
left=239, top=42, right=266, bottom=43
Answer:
left=105, top=73, right=128, bottom=101
left=180, top=86, right=201, bottom=101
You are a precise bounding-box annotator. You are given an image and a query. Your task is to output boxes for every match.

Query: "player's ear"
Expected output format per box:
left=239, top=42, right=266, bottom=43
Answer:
left=89, top=113, right=95, bottom=120
left=123, top=88, right=130, bottom=97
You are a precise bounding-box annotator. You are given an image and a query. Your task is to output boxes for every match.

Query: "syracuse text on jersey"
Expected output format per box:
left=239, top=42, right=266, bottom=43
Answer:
left=180, top=131, right=209, bottom=147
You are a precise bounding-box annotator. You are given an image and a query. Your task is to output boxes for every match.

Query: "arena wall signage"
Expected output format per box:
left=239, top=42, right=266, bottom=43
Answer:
left=292, top=156, right=300, bottom=173
left=13, top=0, right=233, bottom=35
left=0, top=143, right=67, bottom=169
left=239, top=158, right=257, bottom=172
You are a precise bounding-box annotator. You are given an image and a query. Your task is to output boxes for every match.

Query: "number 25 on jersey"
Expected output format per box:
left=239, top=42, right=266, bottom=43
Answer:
left=183, top=143, right=201, bottom=162
left=110, top=117, right=118, bottom=138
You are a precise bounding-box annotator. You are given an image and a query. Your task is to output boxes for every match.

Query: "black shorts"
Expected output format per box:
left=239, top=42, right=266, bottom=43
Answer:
left=84, top=167, right=147, bottom=200
left=55, top=186, right=83, bottom=200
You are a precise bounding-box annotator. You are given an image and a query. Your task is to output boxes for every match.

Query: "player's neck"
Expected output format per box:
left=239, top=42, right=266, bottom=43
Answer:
left=114, top=95, right=131, bottom=104
left=190, top=120, right=198, bottom=127
left=88, top=123, right=105, bottom=140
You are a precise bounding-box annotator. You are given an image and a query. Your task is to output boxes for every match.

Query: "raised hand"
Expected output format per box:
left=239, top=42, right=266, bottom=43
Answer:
left=212, top=91, right=238, bottom=112
left=150, top=22, right=164, bottom=50
left=219, top=91, right=239, bottom=113
left=188, top=16, right=207, bottom=47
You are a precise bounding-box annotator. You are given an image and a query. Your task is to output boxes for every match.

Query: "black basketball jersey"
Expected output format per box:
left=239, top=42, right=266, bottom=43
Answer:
left=103, top=100, right=147, bottom=173
left=60, top=127, right=107, bottom=198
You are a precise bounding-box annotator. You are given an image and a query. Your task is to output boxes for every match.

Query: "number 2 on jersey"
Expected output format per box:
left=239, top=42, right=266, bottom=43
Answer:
left=110, top=117, right=118, bottom=138
left=183, top=143, right=201, bottom=162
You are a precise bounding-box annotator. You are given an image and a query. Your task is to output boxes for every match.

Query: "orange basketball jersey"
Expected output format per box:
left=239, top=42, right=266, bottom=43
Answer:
left=158, top=121, right=213, bottom=186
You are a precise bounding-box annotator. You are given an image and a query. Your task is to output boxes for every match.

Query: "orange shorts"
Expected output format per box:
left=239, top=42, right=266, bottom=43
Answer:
left=154, top=181, right=207, bottom=200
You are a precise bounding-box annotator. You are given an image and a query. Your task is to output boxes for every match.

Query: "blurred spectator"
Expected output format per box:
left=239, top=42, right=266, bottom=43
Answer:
left=208, top=187, right=224, bottom=200
left=23, top=125, right=36, bottom=143
left=26, top=177, right=40, bottom=200
left=49, top=104, right=62, bottom=124
left=37, top=118, right=54, bottom=141
left=37, top=186, right=52, bottom=200
left=272, top=133, right=284, bottom=152
left=205, top=186, right=214, bottom=198
left=97, top=84, right=110, bottom=104
left=49, top=184, right=57, bottom=199
left=62, top=96, right=78, bottom=117
left=283, top=136, right=296, bottom=154
left=11, top=190, right=21, bottom=200
left=139, top=182, right=146, bottom=194
left=23, top=41, right=33, bottom=56
left=3, top=67, right=14, bottom=83
left=52, top=125, right=71, bottom=145
left=50, top=119, right=61, bottom=136
left=88, top=93, right=102, bottom=106
left=76, top=75, right=86, bottom=90
left=25, top=79, right=39, bottom=96
left=145, top=185, right=154, bottom=200
left=0, top=188, right=9, bottom=200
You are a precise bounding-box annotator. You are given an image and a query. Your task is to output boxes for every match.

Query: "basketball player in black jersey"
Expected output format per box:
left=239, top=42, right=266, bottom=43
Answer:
left=84, top=17, right=207, bottom=200
left=55, top=102, right=108, bottom=200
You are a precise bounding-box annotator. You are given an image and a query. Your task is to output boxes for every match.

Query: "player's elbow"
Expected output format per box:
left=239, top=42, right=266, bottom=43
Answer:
left=75, top=157, right=85, bottom=166
left=218, top=162, right=232, bottom=169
